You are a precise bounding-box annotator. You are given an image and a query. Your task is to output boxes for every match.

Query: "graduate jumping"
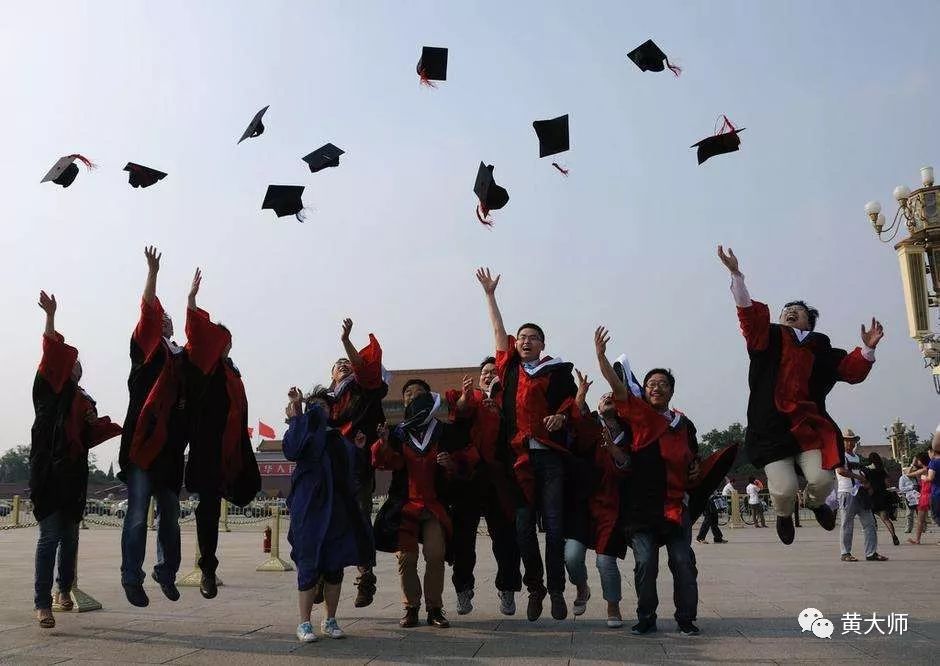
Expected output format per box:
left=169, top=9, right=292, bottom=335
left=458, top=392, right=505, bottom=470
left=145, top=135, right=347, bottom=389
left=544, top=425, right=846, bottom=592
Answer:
left=717, top=245, right=883, bottom=545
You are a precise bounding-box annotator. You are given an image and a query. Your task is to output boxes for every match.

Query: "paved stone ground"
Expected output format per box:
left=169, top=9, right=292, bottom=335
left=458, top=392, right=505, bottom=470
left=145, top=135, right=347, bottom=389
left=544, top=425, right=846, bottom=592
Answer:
left=0, top=521, right=937, bottom=664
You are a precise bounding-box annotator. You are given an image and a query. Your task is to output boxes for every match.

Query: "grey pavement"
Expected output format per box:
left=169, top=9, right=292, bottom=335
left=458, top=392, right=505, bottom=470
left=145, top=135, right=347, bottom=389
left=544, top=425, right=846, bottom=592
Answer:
left=0, top=521, right=937, bottom=664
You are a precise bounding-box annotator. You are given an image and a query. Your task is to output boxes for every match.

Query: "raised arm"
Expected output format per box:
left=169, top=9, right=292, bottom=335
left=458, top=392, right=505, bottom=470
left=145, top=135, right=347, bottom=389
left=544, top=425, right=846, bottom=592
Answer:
left=187, top=267, right=201, bottom=311
left=719, top=245, right=772, bottom=351
left=39, top=290, right=56, bottom=337
left=340, top=318, right=364, bottom=366
left=717, top=245, right=751, bottom=306
left=142, top=246, right=161, bottom=305
left=574, top=369, right=593, bottom=416
left=594, top=326, right=630, bottom=401
left=476, top=267, right=508, bottom=352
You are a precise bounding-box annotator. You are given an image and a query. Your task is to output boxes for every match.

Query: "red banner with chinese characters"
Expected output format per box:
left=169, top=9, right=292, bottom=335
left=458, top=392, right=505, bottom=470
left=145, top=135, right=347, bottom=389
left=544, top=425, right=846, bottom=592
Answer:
left=257, top=462, right=296, bottom=476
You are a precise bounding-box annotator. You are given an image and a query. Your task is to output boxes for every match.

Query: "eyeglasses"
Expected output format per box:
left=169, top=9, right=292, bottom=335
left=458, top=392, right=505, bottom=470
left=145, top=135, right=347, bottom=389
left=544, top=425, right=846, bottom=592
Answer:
left=644, top=381, right=671, bottom=390
left=517, top=335, right=543, bottom=343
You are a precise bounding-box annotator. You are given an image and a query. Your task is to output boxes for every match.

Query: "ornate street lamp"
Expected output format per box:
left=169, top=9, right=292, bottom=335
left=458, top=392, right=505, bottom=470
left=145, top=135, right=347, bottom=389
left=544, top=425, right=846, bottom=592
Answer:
left=867, top=166, right=940, bottom=392
left=882, top=418, right=917, bottom=461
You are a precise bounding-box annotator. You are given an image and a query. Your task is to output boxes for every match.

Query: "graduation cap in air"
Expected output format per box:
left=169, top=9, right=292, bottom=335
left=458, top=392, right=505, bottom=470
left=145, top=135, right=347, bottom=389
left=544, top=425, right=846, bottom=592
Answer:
left=532, top=114, right=570, bottom=175
left=238, top=105, right=269, bottom=144
left=627, top=39, right=682, bottom=77
left=302, top=143, right=344, bottom=173
left=123, top=163, right=167, bottom=188
left=262, top=185, right=306, bottom=222
left=41, top=154, right=96, bottom=188
left=474, top=162, right=510, bottom=227
left=417, top=46, right=447, bottom=86
left=691, top=115, right=745, bottom=165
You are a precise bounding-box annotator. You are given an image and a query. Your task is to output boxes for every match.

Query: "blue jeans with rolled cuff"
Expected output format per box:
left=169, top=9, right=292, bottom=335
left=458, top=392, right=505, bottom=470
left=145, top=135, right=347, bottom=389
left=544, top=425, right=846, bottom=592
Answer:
left=34, top=511, right=80, bottom=610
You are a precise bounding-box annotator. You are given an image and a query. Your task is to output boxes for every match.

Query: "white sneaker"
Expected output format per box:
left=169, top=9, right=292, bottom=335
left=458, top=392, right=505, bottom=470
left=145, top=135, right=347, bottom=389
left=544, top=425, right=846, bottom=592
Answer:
left=607, top=616, right=624, bottom=628
left=498, top=590, right=516, bottom=616
left=573, top=585, right=591, bottom=616
left=320, top=617, right=345, bottom=639
left=456, top=589, right=474, bottom=615
left=296, top=621, right=318, bottom=643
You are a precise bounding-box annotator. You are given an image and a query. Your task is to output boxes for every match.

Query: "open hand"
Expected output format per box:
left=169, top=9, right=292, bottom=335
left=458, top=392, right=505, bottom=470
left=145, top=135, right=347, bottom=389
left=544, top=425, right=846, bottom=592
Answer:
left=189, top=268, right=202, bottom=301
left=717, top=245, right=740, bottom=274
left=341, top=318, right=353, bottom=342
left=475, top=267, right=500, bottom=295
left=575, top=369, right=593, bottom=402
left=145, top=246, right=161, bottom=273
left=861, top=318, right=884, bottom=348
left=461, top=374, right=474, bottom=399
left=543, top=414, right=566, bottom=432
left=594, top=326, right=610, bottom=357
left=38, top=290, right=57, bottom=316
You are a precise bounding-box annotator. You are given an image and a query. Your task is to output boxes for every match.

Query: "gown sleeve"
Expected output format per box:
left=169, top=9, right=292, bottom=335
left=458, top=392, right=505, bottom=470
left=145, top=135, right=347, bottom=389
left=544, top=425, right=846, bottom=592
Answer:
left=737, top=300, right=771, bottom=352
left=614, top=393, right=669, bottom=452
left=185, top=307, right=231, bottom=375
left=283, top=405, right=328, bottom=462
left=133, top=297, right=166, bottom=362
left=38, top=332, right=79, bottom=394
left=350, top=334, right=385, bottom=390
left=834, top=347, right=874, bottom=384
left=372, top=429, right=405, bottom=470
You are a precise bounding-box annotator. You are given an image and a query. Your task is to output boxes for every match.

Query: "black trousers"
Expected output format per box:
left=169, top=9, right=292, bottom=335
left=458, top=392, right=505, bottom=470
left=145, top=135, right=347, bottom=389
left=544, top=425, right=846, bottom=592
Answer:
left=696, top=508, right=724, bottom=542
left=195, top=494, right=221, bottom=575
left=451, top=483, right=522, bottom=594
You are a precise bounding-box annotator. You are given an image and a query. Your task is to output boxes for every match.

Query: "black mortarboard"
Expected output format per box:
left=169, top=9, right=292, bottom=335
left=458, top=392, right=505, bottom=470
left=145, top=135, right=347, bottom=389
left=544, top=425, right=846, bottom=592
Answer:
left=691, top=116, right=745, bottom=165
left=238, top=105, right=269, bottom=144
left=41, top=154, right=96, bottom=188
left=532, top=114, right=569, bottom=158
left=262, top=185, right=306, bottom=222
left=417, top=46, right=448, bottom=84
left=627, top=39, right=681, bottom=76
left=302, top=143, right=345, bottom=173
left=123, top=163, right=167, bottom=188
left=474, top=162, right=510, bottom=226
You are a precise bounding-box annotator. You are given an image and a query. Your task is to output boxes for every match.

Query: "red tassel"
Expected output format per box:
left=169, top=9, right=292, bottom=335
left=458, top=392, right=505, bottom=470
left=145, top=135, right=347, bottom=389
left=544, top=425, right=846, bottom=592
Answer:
left=552, top=162, right=569, bottom=176
left=666, top=59, right=682, bottom=77
left=477, top=204, right=493, bottom=227
left=715, top=115, right=737, bottom=135
left=68, top=154, right=97, bottom=170
left=418, top=68, right=437, bottom=88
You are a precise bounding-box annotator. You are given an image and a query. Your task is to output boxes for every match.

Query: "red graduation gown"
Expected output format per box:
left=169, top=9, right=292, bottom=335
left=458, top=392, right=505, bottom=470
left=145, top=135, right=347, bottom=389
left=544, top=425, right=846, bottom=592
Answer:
left=737, top=300, right=873, bottom=470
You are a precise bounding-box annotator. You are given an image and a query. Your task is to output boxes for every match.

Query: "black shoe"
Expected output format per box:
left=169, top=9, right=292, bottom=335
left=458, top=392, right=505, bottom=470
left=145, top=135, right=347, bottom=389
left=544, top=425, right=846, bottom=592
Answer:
left=892, top=534, right=900, bottom=546
left=695, top=538, right=707, bottom=544
left=150, top=572, right=180, bottom=602
left=399, top=607, right=419, bottom=628
left=427, top=608, right=450, bottom=628
left=355, top=571, right=376, bottom=608
left=631, top=618, right=657, bottom=635
left=812, top=505, right=837, bottom=531
left=776, top=515, right=795, bottom=545
left=199, top=572, right=218, bottom=599
left=678, top=621, right=700, bottom=636
left=714, top=538, right=729, bottom=544
left=526, top=589, right=547, bottom=622
left=122, top=583, right=149, bottom=608
left=549, top=593, right=567, bottom=620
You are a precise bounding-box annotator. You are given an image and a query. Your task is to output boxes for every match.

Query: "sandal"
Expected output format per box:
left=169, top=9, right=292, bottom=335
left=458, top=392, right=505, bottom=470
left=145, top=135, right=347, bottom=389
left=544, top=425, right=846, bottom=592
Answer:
left=866, top=553, right=888, bottom=561
left=55, top=593, right=74, bottom=611
left=908, top=538, right=921, bottom=545
left=840, top=553, right=858, bottom=562
left=37, top=611, right=55, bottom=629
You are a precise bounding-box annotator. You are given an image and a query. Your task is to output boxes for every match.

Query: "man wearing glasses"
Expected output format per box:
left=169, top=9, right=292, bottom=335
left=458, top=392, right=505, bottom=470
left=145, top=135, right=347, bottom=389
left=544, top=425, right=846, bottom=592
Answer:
left=717, top=245, right=883, bottom=545
left=475, top=267, right=579, bottom=622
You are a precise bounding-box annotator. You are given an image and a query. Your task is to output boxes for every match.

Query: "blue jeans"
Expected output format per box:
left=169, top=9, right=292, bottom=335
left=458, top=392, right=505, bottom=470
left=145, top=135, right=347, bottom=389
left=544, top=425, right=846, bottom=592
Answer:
left=34, top=512, right=79, bottom=610
left=564, top=539, right=622, bottom=603
left=516, top=449, right=565, bottom=594
left=120, top=465, right=181, bottom=586
left=630, top=511, right=698, bottom=623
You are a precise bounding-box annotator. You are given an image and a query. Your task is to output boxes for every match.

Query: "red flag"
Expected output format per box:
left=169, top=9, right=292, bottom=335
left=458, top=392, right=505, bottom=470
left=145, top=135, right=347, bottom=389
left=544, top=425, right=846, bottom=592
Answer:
left=247, top=426, right=254, bottom=438
left=258, top=421, right=276, bottom=439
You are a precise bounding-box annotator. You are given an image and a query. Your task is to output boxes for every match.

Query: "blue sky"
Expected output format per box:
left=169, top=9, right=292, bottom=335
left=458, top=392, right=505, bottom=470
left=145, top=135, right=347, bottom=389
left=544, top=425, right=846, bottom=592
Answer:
left=2, top=0, right=939, bottom=470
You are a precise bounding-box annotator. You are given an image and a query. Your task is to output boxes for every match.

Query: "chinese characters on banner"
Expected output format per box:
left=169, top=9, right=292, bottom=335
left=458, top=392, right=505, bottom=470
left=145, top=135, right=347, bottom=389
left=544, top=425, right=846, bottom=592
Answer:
left=257, top=462, right=296, bottom=476
left=841, top=613, right=908, bottom=636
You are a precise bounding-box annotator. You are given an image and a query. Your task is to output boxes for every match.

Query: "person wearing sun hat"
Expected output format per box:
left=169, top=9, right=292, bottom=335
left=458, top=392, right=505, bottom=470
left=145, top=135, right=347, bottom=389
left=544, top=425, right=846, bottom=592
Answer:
left=836, top=429, right=886, bottom=562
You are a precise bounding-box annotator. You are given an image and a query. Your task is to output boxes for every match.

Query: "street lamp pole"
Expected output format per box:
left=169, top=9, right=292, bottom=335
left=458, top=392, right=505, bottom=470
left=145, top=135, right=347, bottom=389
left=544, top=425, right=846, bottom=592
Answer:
left=866, top=166, right=940, bottom=392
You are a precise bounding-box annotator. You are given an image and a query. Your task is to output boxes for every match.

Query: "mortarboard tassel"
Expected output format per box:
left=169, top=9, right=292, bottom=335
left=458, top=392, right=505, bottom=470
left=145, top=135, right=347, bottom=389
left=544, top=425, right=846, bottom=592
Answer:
left=418, top=68, right=438, bottom=88
left=69, top=154, right=97, bottom=170
left=665, top=58, right=682, bottom=77
left=715, top=115, right=737, bottom=135
left=476, top=204, right=494, bottom=227
left=552, top=162, right=569, bottom=177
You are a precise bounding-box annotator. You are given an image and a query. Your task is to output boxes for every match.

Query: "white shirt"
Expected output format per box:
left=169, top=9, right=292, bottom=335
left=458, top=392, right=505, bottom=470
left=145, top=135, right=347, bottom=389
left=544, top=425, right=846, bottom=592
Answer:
left=897, top=474, right=919, bottom=504
left=838, top=451, right=860, bottom=494
left=745, top=483, right=760, bottom=505
left=721, top=482, right=735, bottom=497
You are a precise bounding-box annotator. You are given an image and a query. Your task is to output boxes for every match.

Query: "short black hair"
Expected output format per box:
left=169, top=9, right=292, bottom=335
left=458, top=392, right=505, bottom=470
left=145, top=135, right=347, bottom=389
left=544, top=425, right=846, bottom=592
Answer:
left=748, top=476, right=757, bottom=483
left=480, top=356, right=497, bottom=369
left=516, top=323, right=545, bottom=343
left=783, top=300, right=819, bottom=331
left=643, top=368, right=676, bottom=392
left=868, top=452, right=883, bottom=469
left=401, top=378, right=431, bottom=397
